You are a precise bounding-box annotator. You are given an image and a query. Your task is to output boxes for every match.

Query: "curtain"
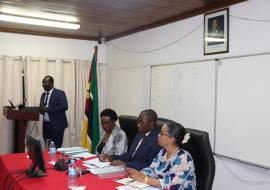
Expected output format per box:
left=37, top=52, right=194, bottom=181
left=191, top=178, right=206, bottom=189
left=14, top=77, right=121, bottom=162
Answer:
left=0, top=56, right=23, bottom=154
left=1, top=55, right=105, bottom=152
left=73, top=60, right=91, bottom=145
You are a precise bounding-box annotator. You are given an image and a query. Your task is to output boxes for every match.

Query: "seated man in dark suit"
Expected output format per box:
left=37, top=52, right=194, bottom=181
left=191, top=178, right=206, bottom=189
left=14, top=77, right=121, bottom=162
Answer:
left=99, top=109, right=161, bottom=170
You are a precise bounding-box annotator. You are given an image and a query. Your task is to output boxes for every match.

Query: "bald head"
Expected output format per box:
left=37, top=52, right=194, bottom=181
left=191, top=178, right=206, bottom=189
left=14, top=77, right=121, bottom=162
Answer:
left=42, top=75, right=54, bottom=92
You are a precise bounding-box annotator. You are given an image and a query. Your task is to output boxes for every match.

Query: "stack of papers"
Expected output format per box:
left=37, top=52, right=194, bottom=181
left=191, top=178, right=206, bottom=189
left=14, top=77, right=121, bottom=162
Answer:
left=83, top=158, right=110, bottom=168
left=89, top=165, right=126, bottom=175
left=82, top=158, right=127, bottom=179
left=57, top=147, right=89, bottom=155
left=92, top=165, right=127, bottom=179
left=57, top=147, right=95, bottom=159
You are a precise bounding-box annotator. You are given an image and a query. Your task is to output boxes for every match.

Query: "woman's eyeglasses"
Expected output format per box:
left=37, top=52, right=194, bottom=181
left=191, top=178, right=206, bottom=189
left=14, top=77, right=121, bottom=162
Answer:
left=158, top=133, right=170, bottom=137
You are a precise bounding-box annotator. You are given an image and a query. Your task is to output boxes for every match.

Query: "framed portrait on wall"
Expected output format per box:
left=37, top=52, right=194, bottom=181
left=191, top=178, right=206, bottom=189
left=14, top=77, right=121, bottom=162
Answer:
left=204, top=8, right=229, bottom=55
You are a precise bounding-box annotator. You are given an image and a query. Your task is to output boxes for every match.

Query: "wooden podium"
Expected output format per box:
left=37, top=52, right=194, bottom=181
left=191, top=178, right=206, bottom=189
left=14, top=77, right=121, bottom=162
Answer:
left=3, top=106, right=39, bottom=153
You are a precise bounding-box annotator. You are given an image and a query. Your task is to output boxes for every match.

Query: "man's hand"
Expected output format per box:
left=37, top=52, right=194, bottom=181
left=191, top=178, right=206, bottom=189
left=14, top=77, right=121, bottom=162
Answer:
left=39, top=106, right=48, bottom=114
left=110, top=160, right=125, bottom=166
left=98, top=154, right=112, bottom=162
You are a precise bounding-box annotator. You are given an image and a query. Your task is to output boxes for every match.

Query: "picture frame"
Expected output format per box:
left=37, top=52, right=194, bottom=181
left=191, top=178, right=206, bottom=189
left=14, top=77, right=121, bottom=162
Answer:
left=204, top=8, right=229, bottom=55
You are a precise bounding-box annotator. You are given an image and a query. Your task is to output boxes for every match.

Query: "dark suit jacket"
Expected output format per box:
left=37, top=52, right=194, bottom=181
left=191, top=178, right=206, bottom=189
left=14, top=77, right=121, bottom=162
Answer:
left=40, top=88, right=68, bottom=130
left=112, top=127, right=161, bottom=170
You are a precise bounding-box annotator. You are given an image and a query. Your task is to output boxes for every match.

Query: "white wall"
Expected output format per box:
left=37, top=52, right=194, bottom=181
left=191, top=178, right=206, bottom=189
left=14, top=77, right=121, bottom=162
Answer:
left=0, top=32, right=106, bottom=62
left=106, top=0, right=270, bottom=189
left=0, top=31, right=107, bottom=113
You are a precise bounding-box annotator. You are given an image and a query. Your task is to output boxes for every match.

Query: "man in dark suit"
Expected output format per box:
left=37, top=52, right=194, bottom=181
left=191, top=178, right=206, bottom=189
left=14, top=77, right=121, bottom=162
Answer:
left=99, top=109, right=161, bottom=170
left=39, top=75, right=68, bottom=148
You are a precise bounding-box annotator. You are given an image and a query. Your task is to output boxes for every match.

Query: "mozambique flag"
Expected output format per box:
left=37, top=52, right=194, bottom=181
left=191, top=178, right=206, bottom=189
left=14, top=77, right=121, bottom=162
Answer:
left=81, top=46, right=100, bottom=153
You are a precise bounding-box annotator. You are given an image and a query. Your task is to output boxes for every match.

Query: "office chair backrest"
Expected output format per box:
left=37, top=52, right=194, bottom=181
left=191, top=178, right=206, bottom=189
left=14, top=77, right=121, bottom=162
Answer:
left=182, top=128, right=215, bottom=190
left=118, top=115, right=138, bottom=149
left=156, top=117, right=174, bottom=129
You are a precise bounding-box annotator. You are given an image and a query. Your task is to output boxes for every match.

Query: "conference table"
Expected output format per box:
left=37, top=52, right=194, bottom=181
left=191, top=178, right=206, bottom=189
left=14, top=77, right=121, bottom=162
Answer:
left=0, top=152, right=123, bottom=190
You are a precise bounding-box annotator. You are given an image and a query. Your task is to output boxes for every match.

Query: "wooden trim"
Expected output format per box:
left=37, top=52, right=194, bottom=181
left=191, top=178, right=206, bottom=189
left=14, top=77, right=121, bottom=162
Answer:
left=107, top=0, right=246, bottom=41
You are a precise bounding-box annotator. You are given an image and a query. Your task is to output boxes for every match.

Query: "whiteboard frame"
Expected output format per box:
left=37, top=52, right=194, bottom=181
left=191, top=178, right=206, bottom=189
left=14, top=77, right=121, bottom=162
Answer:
left=149, top=51, right=270, bottom=170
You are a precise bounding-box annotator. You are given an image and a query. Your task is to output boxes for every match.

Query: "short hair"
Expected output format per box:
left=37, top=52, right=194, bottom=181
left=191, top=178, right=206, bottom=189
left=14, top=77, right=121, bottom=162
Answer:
left=140, top=109, right=157, bottom=123
left=100, top=108, right=118, bottom=121
left=44, top=75, right=54, bottom=84
left=166, top=122, right=186, bottom=147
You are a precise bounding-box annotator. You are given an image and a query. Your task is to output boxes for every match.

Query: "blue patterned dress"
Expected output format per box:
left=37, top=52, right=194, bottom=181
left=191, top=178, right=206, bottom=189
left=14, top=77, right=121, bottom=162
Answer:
left=141, top=148, right=196, bottom=190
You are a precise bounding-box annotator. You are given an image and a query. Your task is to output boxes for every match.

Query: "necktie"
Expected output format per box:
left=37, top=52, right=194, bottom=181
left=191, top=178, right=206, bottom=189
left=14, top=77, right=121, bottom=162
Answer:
left=141, top=134, right=146, bottom=145
left=132, top=134, right=146, bottom=157
left=43, top=92, right=49, bottom=107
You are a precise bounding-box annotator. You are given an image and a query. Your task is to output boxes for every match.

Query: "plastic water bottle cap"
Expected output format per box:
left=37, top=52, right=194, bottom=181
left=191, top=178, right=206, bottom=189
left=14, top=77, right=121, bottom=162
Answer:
left=70, top=159, right=75, bottom=164
left=51, top=141, right=54, bottom=144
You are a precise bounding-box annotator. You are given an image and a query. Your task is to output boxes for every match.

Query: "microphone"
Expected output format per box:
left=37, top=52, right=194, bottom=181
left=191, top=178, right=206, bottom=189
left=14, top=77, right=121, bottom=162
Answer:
left=18, top=99, right=27, bottom=110
left=81, top=170, right=91, bottom=175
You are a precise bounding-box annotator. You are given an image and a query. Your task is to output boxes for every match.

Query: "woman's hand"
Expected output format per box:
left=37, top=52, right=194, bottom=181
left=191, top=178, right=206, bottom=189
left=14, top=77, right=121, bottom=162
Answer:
left=127, top=168, right=146, bottom=183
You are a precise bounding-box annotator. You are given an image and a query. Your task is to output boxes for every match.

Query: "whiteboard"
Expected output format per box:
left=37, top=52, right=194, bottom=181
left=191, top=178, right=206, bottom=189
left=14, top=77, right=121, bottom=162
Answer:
left=216, top=54, right=270, bottom=168
left=106, top=67, right=151, bottom=116
left=151, top=62, right=216, bottom=148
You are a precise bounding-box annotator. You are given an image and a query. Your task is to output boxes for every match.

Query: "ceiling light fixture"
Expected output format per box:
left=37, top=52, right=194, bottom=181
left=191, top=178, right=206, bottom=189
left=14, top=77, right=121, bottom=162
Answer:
left=0, top=14, right=80, bottom=30
left=0, top=7, right=79, bottom=22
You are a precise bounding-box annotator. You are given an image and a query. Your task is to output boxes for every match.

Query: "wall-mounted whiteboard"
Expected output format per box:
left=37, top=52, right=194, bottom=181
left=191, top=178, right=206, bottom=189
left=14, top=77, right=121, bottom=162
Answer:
left=106, top=66, right=151, bottom=116
left=215, top=54, right=270, bottom=168
left=151, top=62, right=216, bottom=148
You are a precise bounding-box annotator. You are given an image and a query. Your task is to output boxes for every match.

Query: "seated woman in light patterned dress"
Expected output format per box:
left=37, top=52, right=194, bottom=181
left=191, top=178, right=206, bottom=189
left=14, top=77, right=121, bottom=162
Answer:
left=96, top=109, right=128, bottom=155
left=127, top=121, right=196, bottom=190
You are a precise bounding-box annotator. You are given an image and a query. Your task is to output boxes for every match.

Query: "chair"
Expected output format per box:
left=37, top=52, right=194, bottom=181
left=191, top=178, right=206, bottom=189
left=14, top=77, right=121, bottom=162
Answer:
left=119, top=115, right=138, bottom=149
left=156, top=117, right=174, bottom=128
left=182, top=128, right=215, bottom=190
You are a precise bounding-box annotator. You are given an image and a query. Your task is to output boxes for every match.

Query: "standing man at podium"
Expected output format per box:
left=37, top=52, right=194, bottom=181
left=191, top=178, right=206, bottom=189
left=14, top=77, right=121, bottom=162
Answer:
left=39, top=75, right=68, bottom=148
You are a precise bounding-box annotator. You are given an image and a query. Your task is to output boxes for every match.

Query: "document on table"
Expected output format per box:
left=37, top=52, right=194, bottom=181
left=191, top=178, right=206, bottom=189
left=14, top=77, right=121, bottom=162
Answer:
left=70, top=152, right=95, bottom=159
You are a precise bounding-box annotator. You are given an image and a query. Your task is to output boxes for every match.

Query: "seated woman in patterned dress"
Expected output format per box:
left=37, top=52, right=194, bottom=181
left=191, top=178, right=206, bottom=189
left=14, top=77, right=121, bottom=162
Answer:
left=127, top=121, right=196, bottom=190
left=96, top=109, right=128, bottom=155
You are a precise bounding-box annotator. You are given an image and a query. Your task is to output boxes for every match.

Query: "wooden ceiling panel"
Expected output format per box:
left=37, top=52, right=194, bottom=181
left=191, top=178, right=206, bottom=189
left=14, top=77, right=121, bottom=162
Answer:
left=0, top=0, right=247, bottom=41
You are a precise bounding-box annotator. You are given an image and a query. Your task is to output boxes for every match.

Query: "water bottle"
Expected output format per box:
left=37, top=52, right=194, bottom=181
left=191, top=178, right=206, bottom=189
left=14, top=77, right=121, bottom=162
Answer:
left=68, top=159, right=77, bottom=189
left=49, top=141, right=56, bottom=162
